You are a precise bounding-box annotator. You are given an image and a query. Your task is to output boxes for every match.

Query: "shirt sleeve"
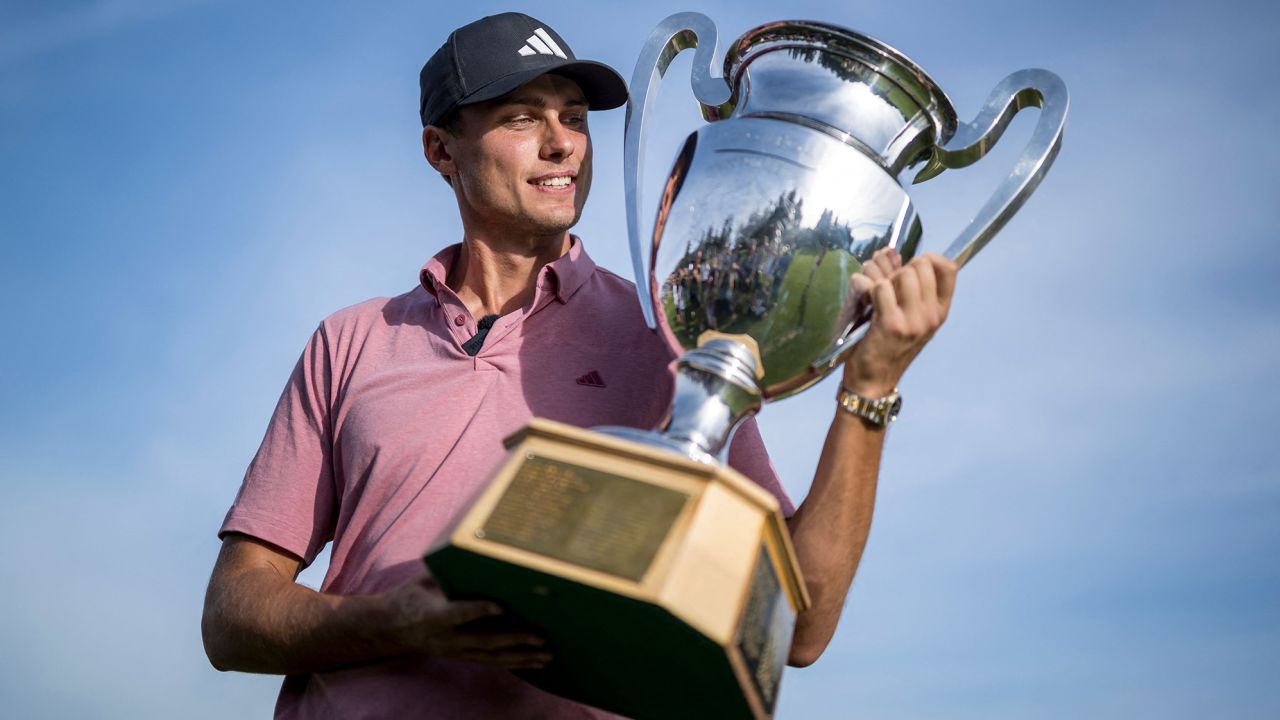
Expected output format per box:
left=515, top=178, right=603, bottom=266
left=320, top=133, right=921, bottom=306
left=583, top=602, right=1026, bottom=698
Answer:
left=726, top=416, right=795, bottom=518
left=219, top=324, right=338, bottom=567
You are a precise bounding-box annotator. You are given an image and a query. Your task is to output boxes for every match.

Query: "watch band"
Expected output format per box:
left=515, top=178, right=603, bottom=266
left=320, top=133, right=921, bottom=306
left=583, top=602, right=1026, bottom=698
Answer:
left=835, top=385, right=902, bottom=427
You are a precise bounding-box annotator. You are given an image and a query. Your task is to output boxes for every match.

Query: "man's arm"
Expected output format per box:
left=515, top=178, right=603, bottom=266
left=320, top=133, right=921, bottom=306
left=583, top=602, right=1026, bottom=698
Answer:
left=202, top=533, right=552, bottom=674
left=785, top=249, right=957, bottom=667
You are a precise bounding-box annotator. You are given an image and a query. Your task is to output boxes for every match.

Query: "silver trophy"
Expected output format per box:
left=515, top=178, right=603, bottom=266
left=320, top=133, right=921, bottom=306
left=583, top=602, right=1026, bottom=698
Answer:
left=426, top=15, right=1068, bottom=720
left=602, top=12, right=1068, bottom=462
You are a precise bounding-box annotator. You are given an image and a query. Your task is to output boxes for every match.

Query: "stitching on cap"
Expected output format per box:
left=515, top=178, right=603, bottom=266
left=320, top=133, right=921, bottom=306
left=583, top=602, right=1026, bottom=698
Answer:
left=451, top=31, right=466, bottom=94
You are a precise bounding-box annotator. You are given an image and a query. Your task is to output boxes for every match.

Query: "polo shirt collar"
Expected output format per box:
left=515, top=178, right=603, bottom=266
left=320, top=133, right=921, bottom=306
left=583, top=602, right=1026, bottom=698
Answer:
left=419, top=235, right=596, bottom=304
left=544, top=234, right=595, bottom=303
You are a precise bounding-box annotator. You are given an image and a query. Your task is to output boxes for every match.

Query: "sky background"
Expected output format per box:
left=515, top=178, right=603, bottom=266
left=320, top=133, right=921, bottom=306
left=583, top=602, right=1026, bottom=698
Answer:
left=2, top=0, right=1277, bottom=717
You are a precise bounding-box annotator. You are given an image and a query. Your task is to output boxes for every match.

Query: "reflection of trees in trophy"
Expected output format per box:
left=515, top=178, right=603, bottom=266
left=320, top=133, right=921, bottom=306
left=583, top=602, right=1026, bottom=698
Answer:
left=778, top=46, right=919, bottom=123
left=661, top=190, right=869, bottom=346
left=783, top=45, right=864, bottom=85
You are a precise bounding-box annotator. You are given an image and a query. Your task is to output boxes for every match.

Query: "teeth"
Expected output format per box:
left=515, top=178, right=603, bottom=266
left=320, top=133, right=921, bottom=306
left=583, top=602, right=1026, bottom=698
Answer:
left=534, top=176, right=572, bottom=187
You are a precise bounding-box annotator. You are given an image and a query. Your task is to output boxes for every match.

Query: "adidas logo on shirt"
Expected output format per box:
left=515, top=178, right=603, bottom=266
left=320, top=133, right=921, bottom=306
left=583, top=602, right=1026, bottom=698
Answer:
left=576, top=370, right=606, bottom=388
left=517, top=28, right=568, bottom=58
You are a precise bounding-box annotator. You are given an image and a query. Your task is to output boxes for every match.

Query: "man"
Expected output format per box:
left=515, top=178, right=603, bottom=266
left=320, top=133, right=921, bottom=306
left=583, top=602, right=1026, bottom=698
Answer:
left=202, top=12, right=957, bottom=719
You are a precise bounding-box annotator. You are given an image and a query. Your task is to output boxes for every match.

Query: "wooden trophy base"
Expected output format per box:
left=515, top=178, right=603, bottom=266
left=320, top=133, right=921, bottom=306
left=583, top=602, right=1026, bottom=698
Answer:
left=424, top=419, right=809, bottom=720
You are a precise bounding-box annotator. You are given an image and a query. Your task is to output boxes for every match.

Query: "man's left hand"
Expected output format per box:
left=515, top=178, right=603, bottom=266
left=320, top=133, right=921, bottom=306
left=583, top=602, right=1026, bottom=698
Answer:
left=843, top=248, right=958, bottom=397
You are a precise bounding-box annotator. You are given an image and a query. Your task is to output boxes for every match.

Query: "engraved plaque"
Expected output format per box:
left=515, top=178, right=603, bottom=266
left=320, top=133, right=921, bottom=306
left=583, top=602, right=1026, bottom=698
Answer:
left=736, top=544, right=795, bottom=713
left=480, top=455, right=690, bottom=581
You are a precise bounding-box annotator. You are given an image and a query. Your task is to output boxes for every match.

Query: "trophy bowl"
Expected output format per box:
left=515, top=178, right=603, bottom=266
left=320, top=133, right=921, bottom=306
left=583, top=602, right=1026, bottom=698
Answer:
left=626, top=15, right=1068, bottom=409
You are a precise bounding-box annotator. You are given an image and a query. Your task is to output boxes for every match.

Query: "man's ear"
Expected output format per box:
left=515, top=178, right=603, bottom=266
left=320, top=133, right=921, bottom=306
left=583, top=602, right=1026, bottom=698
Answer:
left=423, top=126, right=457, bottom=178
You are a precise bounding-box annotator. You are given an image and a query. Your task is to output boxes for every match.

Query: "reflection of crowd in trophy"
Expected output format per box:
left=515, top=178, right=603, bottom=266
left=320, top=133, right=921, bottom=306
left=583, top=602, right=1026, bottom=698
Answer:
left=663, top=190, right=871, bottom=339
left=664, top=191, right=803, bottom=336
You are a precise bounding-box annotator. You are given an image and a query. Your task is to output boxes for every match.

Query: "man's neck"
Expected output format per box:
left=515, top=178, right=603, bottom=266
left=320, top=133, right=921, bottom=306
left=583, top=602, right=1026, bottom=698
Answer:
left=446, top=231, right=572, bottom=319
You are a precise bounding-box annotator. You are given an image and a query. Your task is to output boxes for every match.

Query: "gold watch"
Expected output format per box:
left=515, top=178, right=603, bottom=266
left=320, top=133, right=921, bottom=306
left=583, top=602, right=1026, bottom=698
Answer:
left=836, top=385, right=902, bottom=427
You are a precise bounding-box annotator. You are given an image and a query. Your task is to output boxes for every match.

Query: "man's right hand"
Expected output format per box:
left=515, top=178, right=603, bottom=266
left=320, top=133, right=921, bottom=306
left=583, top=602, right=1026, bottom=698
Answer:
left=380, top=571, right=552, bottom=670
left=202, top=534, right=551, bottom=674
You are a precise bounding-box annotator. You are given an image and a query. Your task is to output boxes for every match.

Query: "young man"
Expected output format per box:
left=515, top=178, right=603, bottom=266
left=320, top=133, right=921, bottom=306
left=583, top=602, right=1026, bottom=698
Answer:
left=202, top=12, right=957, bottom=719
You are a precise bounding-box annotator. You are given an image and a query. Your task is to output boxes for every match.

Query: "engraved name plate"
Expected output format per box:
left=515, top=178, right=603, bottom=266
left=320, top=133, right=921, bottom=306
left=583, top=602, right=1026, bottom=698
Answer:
left=480, top=455, right=690, bottom=581
left=736, top=544, right=795, bottom=713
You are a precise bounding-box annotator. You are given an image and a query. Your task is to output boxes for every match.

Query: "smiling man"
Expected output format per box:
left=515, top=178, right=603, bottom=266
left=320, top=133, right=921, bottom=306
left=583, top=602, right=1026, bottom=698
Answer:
left=201, top=11, right=957, bottom=719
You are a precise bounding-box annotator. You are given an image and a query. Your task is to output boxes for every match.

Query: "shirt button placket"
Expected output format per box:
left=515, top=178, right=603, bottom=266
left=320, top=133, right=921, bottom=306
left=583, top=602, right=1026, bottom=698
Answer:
left=450, top=310, right=470, bottom=353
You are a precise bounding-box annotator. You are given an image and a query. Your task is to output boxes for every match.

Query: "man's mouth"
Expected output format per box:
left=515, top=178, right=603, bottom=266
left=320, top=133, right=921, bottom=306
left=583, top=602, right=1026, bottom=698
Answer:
left=531, top=174, right=574, bottom=188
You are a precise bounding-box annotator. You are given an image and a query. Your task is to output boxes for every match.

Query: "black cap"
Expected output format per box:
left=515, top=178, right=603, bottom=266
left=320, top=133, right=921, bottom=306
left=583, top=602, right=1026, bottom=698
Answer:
left=419, top=13, right=629, bottom=128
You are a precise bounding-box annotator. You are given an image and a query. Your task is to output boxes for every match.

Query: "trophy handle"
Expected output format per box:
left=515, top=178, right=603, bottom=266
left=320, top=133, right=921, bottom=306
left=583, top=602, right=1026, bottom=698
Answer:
left=913, top=69, right=1069, bottom=269
left=811, top=71, right=1066, bottom=376
left=625, top=12, right=734, bottom=329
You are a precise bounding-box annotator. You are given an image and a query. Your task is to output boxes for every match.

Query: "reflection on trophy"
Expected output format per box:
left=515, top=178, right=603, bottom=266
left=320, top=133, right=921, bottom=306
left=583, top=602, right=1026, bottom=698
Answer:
left=426, top=12, right=1067, bottom=719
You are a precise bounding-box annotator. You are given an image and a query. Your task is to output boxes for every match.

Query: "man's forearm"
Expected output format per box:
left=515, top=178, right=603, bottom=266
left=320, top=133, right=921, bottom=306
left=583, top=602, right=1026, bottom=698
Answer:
left=204, top=536, right=553, bottom=675
left=202, top=554, right=401, bottom=674
left=781, top=251, right=956, bottom=666
left=785, top=409, right=885, bottom=667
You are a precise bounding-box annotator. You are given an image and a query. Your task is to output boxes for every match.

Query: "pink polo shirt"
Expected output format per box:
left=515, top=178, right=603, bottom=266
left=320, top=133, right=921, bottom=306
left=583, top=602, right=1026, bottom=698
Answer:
left=220, top=237, right=792, bottom=719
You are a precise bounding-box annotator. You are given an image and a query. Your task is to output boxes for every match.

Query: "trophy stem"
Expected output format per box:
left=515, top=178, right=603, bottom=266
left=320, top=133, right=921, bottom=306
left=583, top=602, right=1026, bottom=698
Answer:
left=596, top=337, right=762, bottom=463
left=658, top=338, right=762, bottom=462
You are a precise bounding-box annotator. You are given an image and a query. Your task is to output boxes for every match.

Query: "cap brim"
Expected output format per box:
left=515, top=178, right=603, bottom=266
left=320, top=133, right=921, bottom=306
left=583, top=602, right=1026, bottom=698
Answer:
left=458, top=59, right=628, bottom=112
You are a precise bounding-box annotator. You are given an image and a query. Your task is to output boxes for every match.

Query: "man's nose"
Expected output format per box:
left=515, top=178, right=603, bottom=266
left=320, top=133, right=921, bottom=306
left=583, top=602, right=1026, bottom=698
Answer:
left=541, top=119, right=576, bottom=160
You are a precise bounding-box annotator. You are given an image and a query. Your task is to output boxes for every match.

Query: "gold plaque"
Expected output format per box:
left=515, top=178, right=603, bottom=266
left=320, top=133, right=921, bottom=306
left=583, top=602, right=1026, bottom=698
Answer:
left=734, top=545, right=795, bottom=715
left=424, top=419, right=809, bottom=720
left=479, top=456, right=689, bottom=581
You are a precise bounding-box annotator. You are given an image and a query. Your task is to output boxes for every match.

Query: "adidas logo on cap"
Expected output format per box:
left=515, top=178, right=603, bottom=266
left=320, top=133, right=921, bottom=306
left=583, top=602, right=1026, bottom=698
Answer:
left=517, top=28, right=568, bottom=58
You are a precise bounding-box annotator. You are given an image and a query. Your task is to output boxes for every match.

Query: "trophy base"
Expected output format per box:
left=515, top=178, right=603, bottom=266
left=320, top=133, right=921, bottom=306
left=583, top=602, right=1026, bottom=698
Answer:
left=424, top=419, right=809, bottom=720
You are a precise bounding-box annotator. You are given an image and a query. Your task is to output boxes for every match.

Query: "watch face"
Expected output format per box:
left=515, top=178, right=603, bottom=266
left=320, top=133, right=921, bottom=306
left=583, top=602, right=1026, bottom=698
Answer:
left=886, top=396, right=902, bottom=423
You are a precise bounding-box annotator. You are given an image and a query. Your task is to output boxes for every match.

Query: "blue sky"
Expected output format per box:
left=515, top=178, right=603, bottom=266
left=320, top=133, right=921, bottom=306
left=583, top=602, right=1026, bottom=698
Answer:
left=1, top=0, right=1277, bottom=717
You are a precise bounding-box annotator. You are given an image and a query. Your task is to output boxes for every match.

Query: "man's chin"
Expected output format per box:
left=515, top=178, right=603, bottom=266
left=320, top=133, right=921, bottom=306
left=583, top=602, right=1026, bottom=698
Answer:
left=524, top=211, right=581, bottom=238
left=527, top=194, right=585, bottom=232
